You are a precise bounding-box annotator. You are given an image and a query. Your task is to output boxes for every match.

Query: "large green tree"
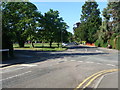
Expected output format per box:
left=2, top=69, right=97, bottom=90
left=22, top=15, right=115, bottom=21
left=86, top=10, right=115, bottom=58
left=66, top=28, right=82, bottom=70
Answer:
left=74, top=0, right=102, bottom=43
left=39, top=9, right=69, bottom=48
left=74, top=23, right=88, bottom=42
left=96, top=1, right=120, bottom=49
left=2, top=2, right=40, bottom=47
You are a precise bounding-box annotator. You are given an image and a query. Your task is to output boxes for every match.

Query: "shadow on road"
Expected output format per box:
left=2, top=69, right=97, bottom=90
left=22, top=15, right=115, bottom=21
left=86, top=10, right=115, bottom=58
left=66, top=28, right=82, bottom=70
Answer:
left=2, top=45, right=108, bottom=66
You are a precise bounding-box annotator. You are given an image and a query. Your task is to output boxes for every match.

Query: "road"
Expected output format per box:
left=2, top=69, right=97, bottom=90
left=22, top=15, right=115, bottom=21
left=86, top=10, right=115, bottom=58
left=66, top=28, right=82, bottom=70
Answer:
left=1, top=45, right=119, bottom=89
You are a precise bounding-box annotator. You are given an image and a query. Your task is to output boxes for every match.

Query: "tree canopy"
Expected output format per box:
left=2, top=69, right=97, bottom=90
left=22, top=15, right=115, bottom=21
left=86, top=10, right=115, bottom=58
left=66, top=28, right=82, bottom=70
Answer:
left=74, top=0, right=102, bottom=43
left=95, top=1, right=120, bottom=49
left=38, top=9, right=69, bottom=47
left=2, top=2, right=41, bottom=47
left=2, top=2, right=71, bottom=56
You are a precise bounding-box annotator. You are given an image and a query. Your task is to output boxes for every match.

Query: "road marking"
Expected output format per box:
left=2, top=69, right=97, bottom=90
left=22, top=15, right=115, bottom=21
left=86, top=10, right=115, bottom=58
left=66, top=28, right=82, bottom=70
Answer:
left=96, top=63, right=101, bottom=64
left=106, top=64, right=116, bottom=67
left=86, top=61, right=94, bottom=63
left=85, top=49, right=87, bottom=52
left=0, top=71, right=31, bottom=81
left=74, top=69, right=119, bottom=90
left=94, top=71, right=118, bottom=88
left=96, top=50, right=103, bottom=53
left=56, top=58, right=61, bottom=60
left=71, top=60, right=76, bottom=61
left=78, top=61, right=83, bottom=62
left=1, top=67, right=25, bottom=74
left=0, top=64, right=37, bottom=71
left=81, top=56, right=86, bottom=57
left=64, top=60, right=68, bottom=61
left=94, top=75, right=105, bottom=88
left=20, top=64, right=37, bottom=67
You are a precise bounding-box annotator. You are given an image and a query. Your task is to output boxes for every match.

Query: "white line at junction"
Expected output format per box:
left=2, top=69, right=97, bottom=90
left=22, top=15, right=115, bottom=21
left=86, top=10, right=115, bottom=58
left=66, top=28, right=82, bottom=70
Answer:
left=0, top=71, right=31, bottom=81
left=78, top=61, right=83, bottom=62
left=86, top=61, right=94, bottom=63
left=1, top=67, right=25, bottom=74
left=70, top=60, right=76, bottom=61
left=106, top=64, right=116, bottom=67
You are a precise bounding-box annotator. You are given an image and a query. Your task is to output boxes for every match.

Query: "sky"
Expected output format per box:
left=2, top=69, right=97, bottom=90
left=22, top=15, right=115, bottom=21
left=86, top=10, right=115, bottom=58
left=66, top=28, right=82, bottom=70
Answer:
left=30, top=1, right=108, bottom=34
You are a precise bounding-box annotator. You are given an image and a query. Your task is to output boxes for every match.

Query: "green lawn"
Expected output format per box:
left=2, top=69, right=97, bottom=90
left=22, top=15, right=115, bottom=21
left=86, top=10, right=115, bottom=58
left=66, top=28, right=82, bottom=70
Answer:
left=13, top=43, right=67, bottom=51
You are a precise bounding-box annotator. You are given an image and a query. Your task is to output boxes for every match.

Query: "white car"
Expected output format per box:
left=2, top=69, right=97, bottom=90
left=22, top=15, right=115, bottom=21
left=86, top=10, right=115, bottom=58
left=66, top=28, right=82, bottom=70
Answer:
left=62, top=43, right=68, bottom=46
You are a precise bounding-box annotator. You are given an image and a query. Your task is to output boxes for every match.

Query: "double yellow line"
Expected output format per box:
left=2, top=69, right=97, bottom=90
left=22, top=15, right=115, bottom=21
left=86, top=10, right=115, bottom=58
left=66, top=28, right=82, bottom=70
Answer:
left=74, top=69, right=119, bottom=90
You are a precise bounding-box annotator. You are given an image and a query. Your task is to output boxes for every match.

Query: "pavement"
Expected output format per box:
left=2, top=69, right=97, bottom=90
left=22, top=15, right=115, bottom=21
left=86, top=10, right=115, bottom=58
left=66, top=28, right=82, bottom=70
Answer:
left=0, top=45, right=119, bottom=89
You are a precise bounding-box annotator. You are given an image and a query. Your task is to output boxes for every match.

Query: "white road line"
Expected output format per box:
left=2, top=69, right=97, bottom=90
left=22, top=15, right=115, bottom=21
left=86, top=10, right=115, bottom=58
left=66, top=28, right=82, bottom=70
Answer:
left=20, top=64, right=37, bottom=67
left=56, top=58, right=61, bottom=60
left=64, top=60, right=68, bottom=61
left=94, top=71, right=118, bottom=88
left=86, top=61, right=94, bottom=63
left=0, top=71, right=31, bottom=81
left=96, top=50, right=103, bottom=53
left=97, top=63, right=102, bottom=64
left=70, top=60, right=76, bottom=61
left=81, top=56, right=86, bottom=57
left=106, top=64, right=116, bottom=67
left=94, top=75, right=105, bottom=88
left=78, top=61, right=83, bottom=62
left=1, top=67, right=25, bottom=74
left=85, top=49, right=87, bottom=52
left=111, top=65, right=116, bottom=67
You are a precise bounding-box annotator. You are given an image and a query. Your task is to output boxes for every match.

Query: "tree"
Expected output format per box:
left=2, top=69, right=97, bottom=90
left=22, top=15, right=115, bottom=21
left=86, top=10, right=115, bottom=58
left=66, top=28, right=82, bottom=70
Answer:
left=55, top=22, right=69, bottom=47
left=65, top=31, right=73, bottom=43
left=2, top=2, right=40, bottom=47
left=96, top=1, right=120, bottom=49
left=26, top=11, right=41, bottom=48
left=39, top=9, right=69, bottom=48
left=74, top=0, right=102, bottom=43
left=107, top=2, right=120, bottom=34
left=74, top=22, right=88, bottom=42
left=2, top=2, right=15, bottom=57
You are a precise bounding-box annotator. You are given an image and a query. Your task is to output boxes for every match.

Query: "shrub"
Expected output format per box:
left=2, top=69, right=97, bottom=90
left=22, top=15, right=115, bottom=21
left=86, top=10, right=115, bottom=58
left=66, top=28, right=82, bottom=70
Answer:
left=95, top=40, right=100, bottom=47
left=102, top=43, right=108, bottom=48
left=116, top=37, right=120, bottom=50
left=110, top=39, right=114, bottom=48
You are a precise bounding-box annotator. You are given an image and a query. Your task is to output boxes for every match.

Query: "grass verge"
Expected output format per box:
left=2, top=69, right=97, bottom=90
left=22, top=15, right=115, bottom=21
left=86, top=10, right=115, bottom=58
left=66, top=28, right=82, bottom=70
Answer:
left=14, top=43, right=67, bottom=51
left=14, top=47, right=67, bottom=51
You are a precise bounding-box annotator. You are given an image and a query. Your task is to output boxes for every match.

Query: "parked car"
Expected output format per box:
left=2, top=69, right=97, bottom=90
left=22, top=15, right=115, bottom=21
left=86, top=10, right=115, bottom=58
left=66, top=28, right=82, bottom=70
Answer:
left=74, top=42, right=78, bottom=45
left=62, top=43, right=68, bottom=46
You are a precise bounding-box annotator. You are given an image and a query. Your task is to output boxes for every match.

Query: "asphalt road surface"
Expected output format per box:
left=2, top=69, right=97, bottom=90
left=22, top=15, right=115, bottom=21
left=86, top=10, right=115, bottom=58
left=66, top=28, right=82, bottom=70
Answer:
left=1, top=45, right=119, bottom=89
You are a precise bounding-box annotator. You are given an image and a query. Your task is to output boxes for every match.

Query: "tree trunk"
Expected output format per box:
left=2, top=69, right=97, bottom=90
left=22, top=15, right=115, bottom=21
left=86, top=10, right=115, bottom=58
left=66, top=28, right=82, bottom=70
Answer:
left=42, top=41, right=44, bottom=48
left=113, top=35, right=120, bottom=49
left=9, top=42, right=14, bottom=57
left=18, top=40, right=25, bottom=47
left=50, top=41, right=52, bottom=48
left=31, top=41, right=34, bottom=48
left=2, top=34, right=14, bottom=58
left=57, top=42, right=59, bottom=48
left=113, top=38, right=116, bottom=49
